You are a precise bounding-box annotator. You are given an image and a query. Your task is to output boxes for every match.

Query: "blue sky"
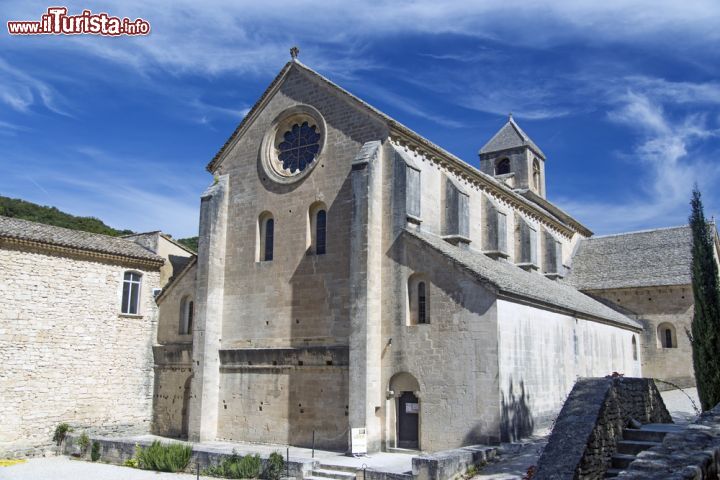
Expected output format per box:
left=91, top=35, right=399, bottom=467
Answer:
left=2, top=1, right=720, bottom=238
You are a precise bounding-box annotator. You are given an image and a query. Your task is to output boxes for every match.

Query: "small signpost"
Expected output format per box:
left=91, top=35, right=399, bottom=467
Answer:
left=350, top=427, right=367, bottom=456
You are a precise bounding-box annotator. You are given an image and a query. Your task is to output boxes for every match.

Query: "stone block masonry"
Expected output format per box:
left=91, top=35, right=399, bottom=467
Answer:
left=534, top=377, right=671, bottom=480
left=0, top=244, right=160, bottom=457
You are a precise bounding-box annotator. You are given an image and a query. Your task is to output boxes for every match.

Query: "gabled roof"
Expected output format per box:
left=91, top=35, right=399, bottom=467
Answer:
left=206, top=59, right=591, bottom=238
left=404, top=227, right=640, bottom=330
left=479, top=116, right=545, bottom=158
left=565, top=225, right=694, bottom=291
left=0, top=216, right=164, bottom=267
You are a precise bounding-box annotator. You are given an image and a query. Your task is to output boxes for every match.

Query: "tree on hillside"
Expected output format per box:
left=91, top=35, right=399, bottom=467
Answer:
left=688, top=186, right=720, bottom=411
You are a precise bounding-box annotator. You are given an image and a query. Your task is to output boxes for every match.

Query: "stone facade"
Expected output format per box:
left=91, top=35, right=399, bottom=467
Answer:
left=160, top=58, right=644, bottom=454
left=0, top=241, right=162, bottom=456
left=588, top=285, right=695, bottom=388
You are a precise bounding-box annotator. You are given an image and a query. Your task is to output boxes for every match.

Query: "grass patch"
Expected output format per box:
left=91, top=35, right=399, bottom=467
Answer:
left=0, top=459, right=27, bottom=467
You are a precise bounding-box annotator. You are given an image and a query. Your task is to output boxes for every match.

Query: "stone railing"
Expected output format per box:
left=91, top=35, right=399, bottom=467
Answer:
left=534, top=377, right=671, bottom=480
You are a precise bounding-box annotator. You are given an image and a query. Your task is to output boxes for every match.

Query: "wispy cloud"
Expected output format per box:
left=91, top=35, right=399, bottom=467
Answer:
left=558, top=90, right=720, bottom=233
left=0, top=57, right=71, bottom=116
left=1, top=146, right=206, bottom=237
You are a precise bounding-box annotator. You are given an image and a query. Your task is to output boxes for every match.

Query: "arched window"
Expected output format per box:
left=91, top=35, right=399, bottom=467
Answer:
left=657, top=323, right=677, bottom=348
left=179, top=296, right=194, bottom=335
left=258, top=212, right=274, bottom=262
left=121, top=271, right=142, bottom=315
left=407, top=274, right=430, bottom=325
left=532, top=159, right=541, bottom=191
left=632, top=336, right=638, bottom=360
left=495, top=158, right=511, bottom=176
left=316, top=210, right=327, bottom=255
left=308, top=202, right=328, bottom=255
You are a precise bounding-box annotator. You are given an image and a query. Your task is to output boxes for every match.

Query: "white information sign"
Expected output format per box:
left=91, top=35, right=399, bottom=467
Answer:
left=351, top=427, right=367, bottom=455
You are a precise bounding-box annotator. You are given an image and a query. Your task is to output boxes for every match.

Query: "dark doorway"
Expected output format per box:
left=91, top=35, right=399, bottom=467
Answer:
left=397, top=391, right=419, bottom=449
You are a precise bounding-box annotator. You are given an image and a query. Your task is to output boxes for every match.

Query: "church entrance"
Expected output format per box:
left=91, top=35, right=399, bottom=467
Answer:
left=397, top=391, right=419, bottom=449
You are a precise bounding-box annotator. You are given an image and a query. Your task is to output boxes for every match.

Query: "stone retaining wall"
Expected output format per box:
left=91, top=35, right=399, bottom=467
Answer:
left=412, top=445, right=497, bottom=480
left=534, top=377, right=671, bottom=480
left=63, top=433, right=316, bottom=478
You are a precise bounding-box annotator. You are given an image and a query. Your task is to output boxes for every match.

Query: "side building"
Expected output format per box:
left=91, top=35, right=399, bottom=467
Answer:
left=567, top=225, right=719, bottom=389
left=0, top=216, right=180, bottom=457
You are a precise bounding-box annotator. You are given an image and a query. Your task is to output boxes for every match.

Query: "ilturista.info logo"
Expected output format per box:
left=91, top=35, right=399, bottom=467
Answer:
left=7, top=7, right=150, bottom=36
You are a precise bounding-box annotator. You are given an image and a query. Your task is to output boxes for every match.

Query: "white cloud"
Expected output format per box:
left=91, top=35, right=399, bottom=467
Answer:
left=0, top=146, right=207, bottom=237
left=4, top=1, right=719, bottom=77
left=0, top=57, right=71, bottom=115
left=557, top=91, right=720, bottom=233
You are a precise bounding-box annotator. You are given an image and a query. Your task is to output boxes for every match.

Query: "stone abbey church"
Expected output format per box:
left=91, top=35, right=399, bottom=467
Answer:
left=1, top=55, right=710, bottom=457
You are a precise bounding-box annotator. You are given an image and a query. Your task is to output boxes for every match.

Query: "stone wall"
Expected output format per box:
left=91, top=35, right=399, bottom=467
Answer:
left=382, top=231, right=501, bottom=451
left=217, top=347, right=349, bottom=450
left=0, top=244, right=160, bottom=457
left=153, top=255, right=196, bottom=437
left=534, top=377, right=671, bottom=480
left=152, top=344, right=193, bottom=438
left=619, top=402, right=720, bottom=479
left=588, top=285, right=695, bottom=388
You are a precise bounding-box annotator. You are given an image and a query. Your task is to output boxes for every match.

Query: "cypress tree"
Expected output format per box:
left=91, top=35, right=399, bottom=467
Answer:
left=689, top=187, right=720, bottom=411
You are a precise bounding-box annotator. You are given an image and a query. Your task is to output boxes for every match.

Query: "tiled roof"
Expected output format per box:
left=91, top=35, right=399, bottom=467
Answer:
left=404, top=228, right=640, bottom=329
left=565, top=226, right=692, bottom=291
left=479, top=117, right=545, bottom=158
left=0, top=216, right=164, bottom=265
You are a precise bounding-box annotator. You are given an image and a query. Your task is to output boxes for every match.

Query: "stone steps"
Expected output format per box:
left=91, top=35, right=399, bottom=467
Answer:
left=309, top=468, right=358, bottom=480
left=605, top=425, right=677, bottom=477
left=616, top=439, right=661, bottom=455
left=307, top=463, right=359, bottom=480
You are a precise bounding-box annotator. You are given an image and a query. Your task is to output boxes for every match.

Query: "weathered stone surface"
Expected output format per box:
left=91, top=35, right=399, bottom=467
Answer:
left=534, top=377, right=671, bottom=480
left=618, top=403, right=720, bottom=479
left=0, top=244, right=160, bottom=457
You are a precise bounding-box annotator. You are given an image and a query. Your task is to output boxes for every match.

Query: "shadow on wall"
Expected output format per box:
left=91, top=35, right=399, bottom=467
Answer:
left=500, top=380, right=534, bottom=442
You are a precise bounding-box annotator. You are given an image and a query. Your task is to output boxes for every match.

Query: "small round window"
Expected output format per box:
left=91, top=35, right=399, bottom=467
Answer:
left=261, top=105, right=326, bottom=184
left=277, top=121, right=321, bottom=173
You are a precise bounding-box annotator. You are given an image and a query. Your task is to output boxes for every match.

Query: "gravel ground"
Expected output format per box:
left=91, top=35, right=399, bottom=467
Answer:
left=0, top=456, right=213, bottom=480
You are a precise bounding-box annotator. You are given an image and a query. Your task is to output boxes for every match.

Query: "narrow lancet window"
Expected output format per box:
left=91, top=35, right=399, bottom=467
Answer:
left=316, top=210, right=327, bottom=255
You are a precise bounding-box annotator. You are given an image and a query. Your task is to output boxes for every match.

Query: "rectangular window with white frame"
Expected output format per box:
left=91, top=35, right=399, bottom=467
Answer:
left=121, top=271, right=142, bottom=315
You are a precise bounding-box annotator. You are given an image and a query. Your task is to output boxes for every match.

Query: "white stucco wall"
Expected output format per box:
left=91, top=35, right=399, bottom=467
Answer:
left=497, top=299, right=641, bottom=430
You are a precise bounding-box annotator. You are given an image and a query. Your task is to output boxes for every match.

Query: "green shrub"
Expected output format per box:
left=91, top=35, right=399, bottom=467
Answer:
left=91, top=441, right=101, bottom=462
left=136, top=440, right=192, bottom=473
left=264, top=452, right=285, bottom=480
left=123, top=444, right=142, bottom=468
left=77, top=433, right=90, bottom=453
left=203, top=452, right=265, bottom=479
left=52, top=423, right=72, bottom=445
left=238, top=455, right=262, bottom=479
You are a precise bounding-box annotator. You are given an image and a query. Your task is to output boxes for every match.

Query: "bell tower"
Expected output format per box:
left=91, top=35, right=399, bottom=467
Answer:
left=478, top=114, right=546, bottom=198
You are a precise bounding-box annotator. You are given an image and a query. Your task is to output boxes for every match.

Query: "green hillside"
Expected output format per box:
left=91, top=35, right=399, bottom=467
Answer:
left=0, top=195, right=197, bottom=251
left=0, top=195, right=132, bottom=236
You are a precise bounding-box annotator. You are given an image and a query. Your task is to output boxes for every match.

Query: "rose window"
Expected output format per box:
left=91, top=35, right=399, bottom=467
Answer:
left=277, top=121, right=321, bottom=173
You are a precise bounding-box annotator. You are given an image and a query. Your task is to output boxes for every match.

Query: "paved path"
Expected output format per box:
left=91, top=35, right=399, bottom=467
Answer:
left=0, top=456, right=213, bottom=480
